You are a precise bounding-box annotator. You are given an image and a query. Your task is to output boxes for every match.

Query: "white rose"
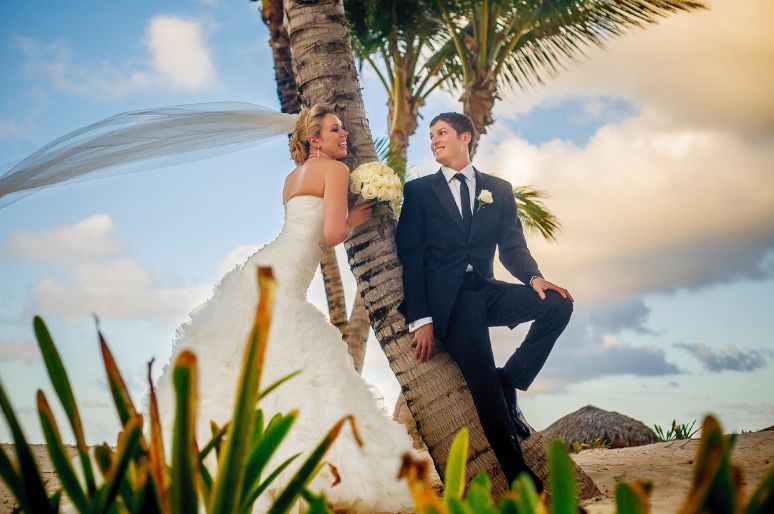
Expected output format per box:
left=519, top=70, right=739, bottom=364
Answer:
left=361, top=183, right=378, bottom=200
left=370, top=175, right=386, bottom=189
left=477, top=189, right=493, bottom=204
left=350, top=179, right=362, bottom=194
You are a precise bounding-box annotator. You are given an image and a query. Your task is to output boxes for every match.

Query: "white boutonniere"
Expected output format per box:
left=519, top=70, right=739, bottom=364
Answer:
left=476, top=189, right=493, bottom=212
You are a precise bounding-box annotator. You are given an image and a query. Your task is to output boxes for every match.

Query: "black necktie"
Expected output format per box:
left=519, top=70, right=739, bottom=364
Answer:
left=454, top=173, right=472, bottom=234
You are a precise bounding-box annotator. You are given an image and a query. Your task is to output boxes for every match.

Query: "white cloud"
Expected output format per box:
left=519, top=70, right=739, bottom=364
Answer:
left=146, top=16, right=217, bottom=91
left=0, top=339, right=40, bottom=363
left=13, top=15, right=217, bottom=98
left=0, top=119, right=25, bottom=138
left=5, top=214, right=125, bottom=262
left=29, top=263, right=210, bottom=322
left=6, top=215, right=210, bottom=322
left=481, top=111, right=774, bottom=300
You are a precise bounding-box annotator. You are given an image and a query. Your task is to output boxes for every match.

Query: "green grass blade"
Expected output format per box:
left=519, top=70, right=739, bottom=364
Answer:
left=242, top=411, right=298, bottom=506
left=146, top=360, right=170, bottom=514
left=267, top=415, right=361, bottom=514
left=93, top=415, right=143, bottom=514
left=466, top=472, right=495, bottom=514
left=49, top=490, right=62, bottom=512
left=127, top=456, right=150, bottom=514
left=443, top=427, right=468, bottom=502
left=0, top=378, right=50, bottom=513
left=257, top=370, right=301, bottom=402
left=209, top=268, right=276, bottom=514
left=744, top=465, right=774, bottom=514
left=446, top=496, right=473, bottom=514
left=679, top=415, right=733, bottom=513
left=548, top=438, right=577, bottom=514
left=614, top=482, right=648, bottom=514
left=199, top=463, right=213, bottom=507
left=98, top=324, right=138, bottom=426
left=240, top=453, right=301, bottom=513
left=0, top=446, right=24, bottom=512
left=198, top=422, right=228, bottom=463
left=510, top=472, right=539, bottom=514
left=170, top=350, right=199, bottom=514
left=36, top=390, right=88, bottom=512
left=33, top=316, right=97, bottom=494
left=94, top=444, right=113, bottom=478
left=299, top=488, right=333, bottom=514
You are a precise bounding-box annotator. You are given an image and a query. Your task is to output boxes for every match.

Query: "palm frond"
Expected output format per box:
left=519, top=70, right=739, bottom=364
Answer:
left=513, top=186, right=561, bottom=241
left=494, top=0, right=707, bottom=90
left=374, top=136, right=407, bottom=183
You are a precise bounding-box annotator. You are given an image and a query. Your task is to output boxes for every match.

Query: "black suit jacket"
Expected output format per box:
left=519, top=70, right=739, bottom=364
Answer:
left=396, top=168, right=543, bottom=339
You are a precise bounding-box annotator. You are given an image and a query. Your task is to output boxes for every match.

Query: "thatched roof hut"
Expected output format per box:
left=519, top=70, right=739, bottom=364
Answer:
left=760, top=424, right=774, bottom=432
left=541, top=405, right=659, bottom=449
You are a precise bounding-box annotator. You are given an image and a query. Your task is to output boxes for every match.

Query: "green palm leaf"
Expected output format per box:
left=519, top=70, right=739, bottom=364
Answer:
left=513, top=187, right=561, bottom=241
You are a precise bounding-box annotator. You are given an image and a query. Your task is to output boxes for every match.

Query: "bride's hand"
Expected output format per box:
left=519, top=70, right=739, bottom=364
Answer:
left=346, top=201, right=374, bottom=230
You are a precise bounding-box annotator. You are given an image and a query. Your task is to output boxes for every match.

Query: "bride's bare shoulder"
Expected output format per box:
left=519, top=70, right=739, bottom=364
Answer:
left=307, top=157, right=349, bottom=176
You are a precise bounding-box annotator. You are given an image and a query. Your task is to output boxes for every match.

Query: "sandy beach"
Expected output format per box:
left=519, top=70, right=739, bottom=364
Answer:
left=575, top=431, right=774, bottom=513
left=2, top=431, right=772, bottom=513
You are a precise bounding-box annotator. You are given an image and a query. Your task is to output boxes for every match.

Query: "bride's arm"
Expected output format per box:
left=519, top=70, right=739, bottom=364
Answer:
left=322, top=161, right=354, bottom=246
left=322, top=161, right=372, bottom=246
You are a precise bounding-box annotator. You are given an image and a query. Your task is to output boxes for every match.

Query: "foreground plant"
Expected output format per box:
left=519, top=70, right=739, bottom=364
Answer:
left=400, top=415, right=773, bottom=513
left=0, top=267, right=358, bottom=514
left=654, top=419, right=700, bottom=442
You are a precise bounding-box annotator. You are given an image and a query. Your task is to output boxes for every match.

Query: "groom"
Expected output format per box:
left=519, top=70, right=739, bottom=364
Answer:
left=395, top=112, right=574, bottom=489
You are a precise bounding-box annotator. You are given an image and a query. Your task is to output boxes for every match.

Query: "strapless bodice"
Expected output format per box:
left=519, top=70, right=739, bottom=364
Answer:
left=247, top=195, right=326, bottom=295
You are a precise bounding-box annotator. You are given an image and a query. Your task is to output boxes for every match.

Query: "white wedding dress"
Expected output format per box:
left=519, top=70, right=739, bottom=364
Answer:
left=152, top=195, right=416, bottom=513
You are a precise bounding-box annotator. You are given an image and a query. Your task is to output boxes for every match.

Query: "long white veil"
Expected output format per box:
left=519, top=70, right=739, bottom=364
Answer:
left=0, top=102, right=298, bottom=208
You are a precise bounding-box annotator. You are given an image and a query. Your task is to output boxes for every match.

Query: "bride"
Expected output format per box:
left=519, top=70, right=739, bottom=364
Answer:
left=0, top=102, right=418, bottom=513
left=151, top=103, right=416, bottom=513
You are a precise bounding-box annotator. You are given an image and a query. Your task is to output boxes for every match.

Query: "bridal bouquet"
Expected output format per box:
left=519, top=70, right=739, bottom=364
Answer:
left=350, top=161, right=403, bottom=208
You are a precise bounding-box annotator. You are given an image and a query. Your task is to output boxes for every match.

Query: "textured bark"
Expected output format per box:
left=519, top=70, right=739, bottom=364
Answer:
left=460, top=68, right=497, bottom=157
left=320, top=245, right=348, bottom=334
left=261, top=0, right=301, bottom=114
left=284, top=0, right=599, bottom=501
left=387, top=69, right=421, bottom=164
left=344, top=289, right=369, bottom=373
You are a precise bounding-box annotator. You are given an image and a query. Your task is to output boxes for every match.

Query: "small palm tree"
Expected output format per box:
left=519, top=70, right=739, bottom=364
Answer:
left=346, top=0, right=460, bottom=164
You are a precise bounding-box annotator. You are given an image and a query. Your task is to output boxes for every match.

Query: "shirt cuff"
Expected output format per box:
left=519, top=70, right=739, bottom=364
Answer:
left=529, top=276, right=540, bottom=287
left=408, top=317, right=433, bottom=332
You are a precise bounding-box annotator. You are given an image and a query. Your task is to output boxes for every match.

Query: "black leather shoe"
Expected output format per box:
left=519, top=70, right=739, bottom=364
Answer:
left=498, top=369, right=533, bottom=439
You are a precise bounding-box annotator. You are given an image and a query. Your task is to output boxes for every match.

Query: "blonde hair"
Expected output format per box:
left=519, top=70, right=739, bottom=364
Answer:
left=288, top=103, right=337, bottom=164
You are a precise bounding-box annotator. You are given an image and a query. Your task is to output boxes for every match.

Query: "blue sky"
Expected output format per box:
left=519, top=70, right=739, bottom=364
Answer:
left=1, top=0, right=773, bottom=445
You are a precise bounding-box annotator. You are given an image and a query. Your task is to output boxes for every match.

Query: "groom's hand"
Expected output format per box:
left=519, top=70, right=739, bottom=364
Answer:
left=411, top=324, right=435, bottom=363
left=531, top=277, right=574, bottom=302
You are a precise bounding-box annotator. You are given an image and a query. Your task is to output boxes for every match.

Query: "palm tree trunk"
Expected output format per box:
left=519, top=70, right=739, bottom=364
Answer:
left=261, top=0, right=301, bottom=114
left=460, top=67, right=497, bottom=157
left=283, top=0, right=599, bottom=501
left=320, top=245, right=349, bottom=334
left=343, top=288, right=369, bottom=373
left=387, top=66, right=420, bottom=164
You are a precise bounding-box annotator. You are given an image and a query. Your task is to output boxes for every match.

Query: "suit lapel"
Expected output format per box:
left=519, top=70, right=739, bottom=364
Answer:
left=468, top=168, right=490, bottom=242
left=429, top=169, right=467, bottom=236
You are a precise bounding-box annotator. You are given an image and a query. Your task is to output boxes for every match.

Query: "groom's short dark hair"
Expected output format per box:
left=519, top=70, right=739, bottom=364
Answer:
left=430, top=112, right=476, bottom=153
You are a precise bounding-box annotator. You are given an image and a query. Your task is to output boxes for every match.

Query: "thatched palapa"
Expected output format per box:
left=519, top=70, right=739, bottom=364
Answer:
left=542, top=405, right=659, bottom=449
